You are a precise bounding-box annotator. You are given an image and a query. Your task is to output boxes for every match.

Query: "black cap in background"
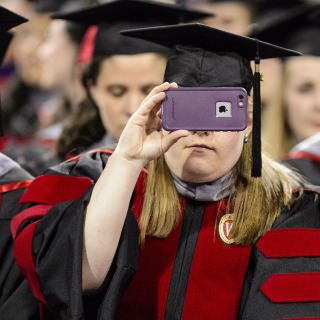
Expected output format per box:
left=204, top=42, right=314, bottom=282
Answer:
left=121, top=23, right=301, bottom=176
left=121, top=22, right=300, bottom=59
left=34, top=0, right=96, bottom=13
left=53, top=0, right=212, bottom=24
left=186, top=0, right=263, bottom=10
left=52, top=0, right=213, bottom=57
left=250, top=3, right=320, bottom=55
left=0, top=5, right=27, bottom=63
left=0, top=5, right=28, bottom=30
left=0, top=32, right=13, bottom=64
left=33, top=0, right=67, bottom=12
left=254, top=0, right=305, bottom=14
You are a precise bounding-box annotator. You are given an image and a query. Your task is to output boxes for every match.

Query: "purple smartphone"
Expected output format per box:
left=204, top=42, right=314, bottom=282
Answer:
left=161, top=87, right=248, bottom=131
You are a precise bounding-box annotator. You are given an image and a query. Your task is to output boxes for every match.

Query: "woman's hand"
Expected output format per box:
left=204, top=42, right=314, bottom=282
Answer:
left=114, top=82, right=190, bottom=166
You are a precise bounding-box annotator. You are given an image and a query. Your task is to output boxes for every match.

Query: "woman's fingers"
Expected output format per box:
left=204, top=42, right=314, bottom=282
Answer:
left=138, top=91, right=165, bottom=117
left=147, top=81, right=171, bottom=98
left=161, top=130, right=190, bottom=152
left=138, top=82, right=176, bottom=116
left=169, top=82, right=178, bottom=89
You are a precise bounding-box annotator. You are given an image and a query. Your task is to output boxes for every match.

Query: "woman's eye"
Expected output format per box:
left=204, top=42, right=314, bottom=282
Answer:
left=107, top=86, right=126, bottom=97
left=142, top=85, right=156, bottom=96
left=297, top=82, right=314, bottom=94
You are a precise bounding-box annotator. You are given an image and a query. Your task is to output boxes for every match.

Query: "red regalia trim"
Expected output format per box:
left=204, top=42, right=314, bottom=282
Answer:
left=14, top=220, right=47, bottom=305
left=284, top=151, right=320, bottom=163
left=257, top=228, right=320, bottom=258
left=0, top=135, right=10, bottom=151
left=0, top=179, right=33, bottom=193
left=19, top=175, right=94, bottom=205
left=77, top=25, right=98, bottom=64
left=261, top=273, right=320, bottom=302
left=11, top=204, right=53, bottom=239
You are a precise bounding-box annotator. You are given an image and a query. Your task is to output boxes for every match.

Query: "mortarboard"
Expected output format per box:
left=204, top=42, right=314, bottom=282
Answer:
left=0, top=5, right=28, bottom=31
left=251, top=4, right=320, bottom=55
left=33, top=0, right=67, bottom=13
left=254, top=0, right=305, bottom=14
left=0, top=6, right=28, bottom=63
left=51, top=0, right=213, bottom=59
left=187, top=0, right=262, bottom=10
left=121, top=22, right=301, bottom=176
left=0, top=32, right=13, bottom=65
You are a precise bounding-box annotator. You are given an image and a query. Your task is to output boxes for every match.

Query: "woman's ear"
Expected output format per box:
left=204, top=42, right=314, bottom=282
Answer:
left=245, top=111, right=253, bottom=137
left=87, top=79, right=96, bottom=99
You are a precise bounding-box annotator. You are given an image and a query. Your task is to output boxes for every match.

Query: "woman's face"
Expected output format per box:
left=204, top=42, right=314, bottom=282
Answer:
left=197, top=1, right=252, bottom=36
left=165, top=129, right=250, bottom=183
left=38, top=20, right=79, bottom=91
left=284, top=56, right=320, bottom=142
left=89, top=53, right=167, bottom=141
left=11, top=14, right=51, bottom=85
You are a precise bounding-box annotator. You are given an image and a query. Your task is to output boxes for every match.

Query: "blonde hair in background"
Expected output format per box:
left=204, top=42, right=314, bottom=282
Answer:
left=139, top=135, right=302, bottom=245
left=261, top=60, right=296, bottom=159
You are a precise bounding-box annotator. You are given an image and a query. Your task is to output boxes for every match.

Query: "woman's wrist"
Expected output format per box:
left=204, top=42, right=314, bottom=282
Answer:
left=109, top=151, right=146, bottom=173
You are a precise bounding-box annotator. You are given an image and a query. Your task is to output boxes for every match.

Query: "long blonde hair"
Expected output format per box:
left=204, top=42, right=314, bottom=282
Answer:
left=139, top=134, right=302, bottom=245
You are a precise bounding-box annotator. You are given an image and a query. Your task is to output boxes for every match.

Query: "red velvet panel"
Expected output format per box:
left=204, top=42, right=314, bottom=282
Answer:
left=257, top=228, right=320, bottom=258
left=19, top=175, right=93, bottom=205
left=182, top=202, right=251, bottom=319
left=261, top=273, right=320, bottom=303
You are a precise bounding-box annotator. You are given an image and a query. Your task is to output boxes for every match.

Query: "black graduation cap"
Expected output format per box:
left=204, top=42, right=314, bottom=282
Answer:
left=33, top=0, right=67, bottom=13
left=52, top=0, right=213, bottom=58
left=121, top=23, right=301, bottom=177
left=254, top=0, right=305, bottom=15
left=0, top=5, right=28, bottom=30
left=0, top=6, right=27, bottom=66
left=250, top=4, right=320, bottom=55
left=0, top=32, right=13, bottom=64
left=189, top=0, right=262, bottom=10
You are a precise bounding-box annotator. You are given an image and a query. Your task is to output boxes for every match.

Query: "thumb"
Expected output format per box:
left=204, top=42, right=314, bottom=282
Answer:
left=161, top=130, right=190, bottom=153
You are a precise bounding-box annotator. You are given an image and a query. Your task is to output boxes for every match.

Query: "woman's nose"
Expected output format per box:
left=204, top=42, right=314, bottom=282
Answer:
left=192, top=131, right=210, bottom=135
left=125, top=94, right=144, bottom=116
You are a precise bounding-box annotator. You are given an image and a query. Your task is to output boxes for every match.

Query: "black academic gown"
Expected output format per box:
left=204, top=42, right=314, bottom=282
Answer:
left=11, top=150, right=320, bottom=319
left=0, top=153, right=38, bottom=319
left=282, top=133, right=320, bottom=186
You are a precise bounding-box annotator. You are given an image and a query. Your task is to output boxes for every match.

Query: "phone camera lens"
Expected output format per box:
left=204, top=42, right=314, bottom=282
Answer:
left=239, top=95, right=244, bottom=100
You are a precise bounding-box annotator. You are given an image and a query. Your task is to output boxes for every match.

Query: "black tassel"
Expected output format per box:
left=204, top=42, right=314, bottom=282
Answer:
left=252, top=42, right=261, bottom=177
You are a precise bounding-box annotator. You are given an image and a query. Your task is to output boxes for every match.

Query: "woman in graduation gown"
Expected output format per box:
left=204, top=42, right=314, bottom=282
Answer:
left=0, top=7, right=41, bottom=319
left=0, top=152, right=37, bottom=319
left=251, top=4, right=320, bottom=185
left=11, top=21, right=320, bottom=320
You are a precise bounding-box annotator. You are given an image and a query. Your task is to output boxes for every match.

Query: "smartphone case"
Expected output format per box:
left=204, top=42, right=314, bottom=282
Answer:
left=161, top=87, right=248, bottom=131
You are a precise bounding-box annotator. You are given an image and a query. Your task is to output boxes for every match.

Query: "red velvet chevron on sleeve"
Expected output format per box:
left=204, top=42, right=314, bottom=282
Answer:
left=19, top=175, right=93, bottom=205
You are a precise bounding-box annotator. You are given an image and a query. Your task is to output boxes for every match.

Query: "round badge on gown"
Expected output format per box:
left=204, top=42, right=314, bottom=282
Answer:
left=218, top=213, right=235, bottom=244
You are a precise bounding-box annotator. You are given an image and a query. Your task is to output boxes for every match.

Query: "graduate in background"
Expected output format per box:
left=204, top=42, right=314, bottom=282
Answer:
left=51, top=0, right=211, bottom=159
left=0, top=6, right=40, bottom=320
left=252, top=4, right=320, bottom=184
